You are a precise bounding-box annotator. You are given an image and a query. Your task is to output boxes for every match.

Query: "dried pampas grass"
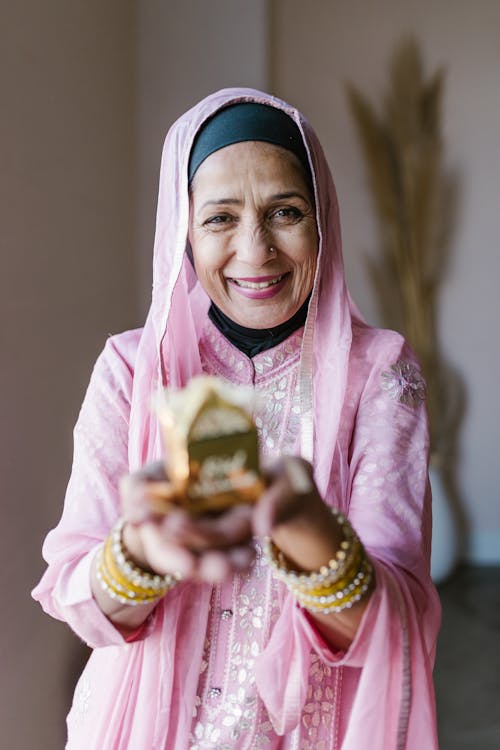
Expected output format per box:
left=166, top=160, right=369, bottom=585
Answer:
left=347, top=37, right=454, bottom=455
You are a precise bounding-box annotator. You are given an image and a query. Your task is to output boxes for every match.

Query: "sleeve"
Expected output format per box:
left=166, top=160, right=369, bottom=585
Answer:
left=31, top=333, right=142, bottom=648
left=255, top=335, right=441, bottom=748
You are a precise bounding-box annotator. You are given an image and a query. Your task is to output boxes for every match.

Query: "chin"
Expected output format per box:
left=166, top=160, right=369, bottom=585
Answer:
left=239, top=310, right=293, bottom=329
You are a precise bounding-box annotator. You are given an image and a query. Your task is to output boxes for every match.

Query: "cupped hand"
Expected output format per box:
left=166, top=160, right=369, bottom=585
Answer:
left=119, top=461, right=255, bottom=583
left=119, top=456, right=342, bottom=585
left=252, top=456, right=343, bottom=572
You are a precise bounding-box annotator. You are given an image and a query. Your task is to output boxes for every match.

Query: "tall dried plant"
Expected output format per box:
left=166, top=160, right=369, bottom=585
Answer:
left=347, top=38, right=451, bottom=457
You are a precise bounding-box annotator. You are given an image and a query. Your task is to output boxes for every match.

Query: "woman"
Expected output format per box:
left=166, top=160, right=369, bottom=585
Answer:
left=33, top=88, right=440, bottom=749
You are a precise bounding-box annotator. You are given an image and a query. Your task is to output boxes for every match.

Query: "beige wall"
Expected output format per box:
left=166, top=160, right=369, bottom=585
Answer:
left=2, top=1, right=268, bottom=747
left=135, top=0, right=269, bottom=315
left=1, top=2, right=136, bottom=747
left=271, top=0, right=500, bottom=563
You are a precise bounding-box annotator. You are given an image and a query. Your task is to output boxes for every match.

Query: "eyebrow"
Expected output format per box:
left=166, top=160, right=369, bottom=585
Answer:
left=199, top=191, right=309, bottom=211
left=199, top=198, right=241, bottom=210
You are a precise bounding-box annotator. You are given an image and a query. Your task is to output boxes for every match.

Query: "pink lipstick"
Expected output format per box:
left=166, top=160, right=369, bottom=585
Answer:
left=227, top=273, right=289, bottom=299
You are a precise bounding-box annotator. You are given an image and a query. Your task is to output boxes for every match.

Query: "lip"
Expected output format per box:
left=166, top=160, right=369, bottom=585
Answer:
left=232, top=274, right=285, bottom=283
left=226, top=272, right=289, bottom=299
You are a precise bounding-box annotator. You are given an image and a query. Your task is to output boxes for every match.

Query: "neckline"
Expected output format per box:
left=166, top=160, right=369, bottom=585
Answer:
left=200, top=317, right=304, bottom=385
left=208, top=296, right=310, bottom=359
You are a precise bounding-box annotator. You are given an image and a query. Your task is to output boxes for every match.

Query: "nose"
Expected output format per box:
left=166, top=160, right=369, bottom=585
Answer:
left=233, top=222, right=273, bottom=267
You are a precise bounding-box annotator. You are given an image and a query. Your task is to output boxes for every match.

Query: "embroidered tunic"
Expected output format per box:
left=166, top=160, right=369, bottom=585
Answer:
left=33, top=316, right=435, bottom=749
left=191, top=322, right=342, bottom=748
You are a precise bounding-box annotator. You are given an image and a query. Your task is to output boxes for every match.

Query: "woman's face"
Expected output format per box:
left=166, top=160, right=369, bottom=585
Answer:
left=188, top=140, right=318, bottom=329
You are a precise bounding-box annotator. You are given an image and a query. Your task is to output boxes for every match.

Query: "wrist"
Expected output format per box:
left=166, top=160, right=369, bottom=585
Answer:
left=271, top=507, right=343, bottom=571
left=96, top=519, right=180, bottom=607
left=122, top=521, right=156, bottom=574
left=265, top=509, right=373, bottom=616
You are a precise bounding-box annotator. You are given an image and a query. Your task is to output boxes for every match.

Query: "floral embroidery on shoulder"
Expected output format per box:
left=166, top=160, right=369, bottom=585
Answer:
left=381, top=360, right=426, bottom=407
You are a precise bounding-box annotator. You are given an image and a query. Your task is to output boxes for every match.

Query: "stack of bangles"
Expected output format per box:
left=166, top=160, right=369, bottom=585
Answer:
left=263, top=510, right=373, bottom=614
left=96, top=518, right=181, bottom=606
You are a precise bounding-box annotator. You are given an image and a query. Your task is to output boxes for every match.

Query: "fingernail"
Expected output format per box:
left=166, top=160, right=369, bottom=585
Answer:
left=230, top=547, right=254, bottom=570
left=128, top=507, right=149, bottom=523
left=199, top=553, right=229, bottom=583
left=283, top=458, right=313, bottom=494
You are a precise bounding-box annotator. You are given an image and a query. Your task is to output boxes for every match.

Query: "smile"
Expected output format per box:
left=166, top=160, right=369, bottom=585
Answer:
left=226, top=273, right=289, bottom=300
left=230, top=274, right=285, bottom=289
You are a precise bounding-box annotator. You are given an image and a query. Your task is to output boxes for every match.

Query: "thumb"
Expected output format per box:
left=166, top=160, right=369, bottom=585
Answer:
left=252, top=457, right=314, bottom=537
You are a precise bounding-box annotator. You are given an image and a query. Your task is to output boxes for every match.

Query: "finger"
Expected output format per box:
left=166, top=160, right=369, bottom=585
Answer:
left=120, top=465, right=177, bottom=523
left=160, top=504, right=254, bottom=552
left=196, top=542, right=256, bottom=583
left=252, top=475, right=294, bottom=537
left=260, top=456, right=314, bottom=490
left=194, top=504, right=253, bottom=547
left=120, top=474, right=152, bottom=523
left=282, top=456, right=314, bottom=493
left=155, top=511, right=210, bottom=548
left=143, top=510, right=228, bottom=553
left=139, top=521, right=195, bottom=578
left=253, top=457, right=314, bottom=537
left=227, top=544, right=256, bottom=572
left=139, top=461, right=168, bottom=482
left=197, top=550, right=232, bottom=582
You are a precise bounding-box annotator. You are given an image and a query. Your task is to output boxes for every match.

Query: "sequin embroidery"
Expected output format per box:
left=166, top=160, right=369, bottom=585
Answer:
left=381, top=360, right=426, bottom=407
left=193, top=322, right=340, bottom=748
left=72, top=675, right=92, bottom=725
left=298, top=654, right=337, bottom=749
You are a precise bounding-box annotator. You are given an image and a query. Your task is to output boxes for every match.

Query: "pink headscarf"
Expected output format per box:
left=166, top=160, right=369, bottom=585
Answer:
left=125, top=88, right=439, bottom=748
left=130, top=87, right=352, bottom=474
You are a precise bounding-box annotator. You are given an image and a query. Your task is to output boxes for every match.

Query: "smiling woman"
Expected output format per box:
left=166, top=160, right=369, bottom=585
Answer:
left=32, top=89, right=440, bottom=750
left=189, top=140, right=317, bottom=330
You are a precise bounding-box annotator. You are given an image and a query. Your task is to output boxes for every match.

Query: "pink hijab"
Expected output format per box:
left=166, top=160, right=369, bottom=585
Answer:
left=129, top=87, right=352, bottom=471
left=127, top=88, right=439, bottom=748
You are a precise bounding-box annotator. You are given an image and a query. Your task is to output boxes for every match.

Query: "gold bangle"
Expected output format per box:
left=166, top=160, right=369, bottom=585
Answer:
left=295, top=557, right=373, bottom=613
left=96, top=519, right=181, bottom=606
left=110, top=519, right=179, bottom=590
left=303, top=546, right=364, bottom=597
left=264, top=510, right=358, bottom=587
left=96, top=547, right=161, bottom=605
left=263, top=508, right=373, bottom=614
left=103, top=536, right=164, bottom=598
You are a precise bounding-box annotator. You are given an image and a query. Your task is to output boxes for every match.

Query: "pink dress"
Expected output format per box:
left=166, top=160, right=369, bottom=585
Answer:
left=32, top=88, right=441, bottom=749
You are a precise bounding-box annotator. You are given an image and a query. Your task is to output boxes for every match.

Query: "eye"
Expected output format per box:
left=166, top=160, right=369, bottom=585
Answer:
left=270, top=206, right=303, bottom=223
left=202, top=214, right=235, bottom=229
left=206, top=214, right=228, bottom=224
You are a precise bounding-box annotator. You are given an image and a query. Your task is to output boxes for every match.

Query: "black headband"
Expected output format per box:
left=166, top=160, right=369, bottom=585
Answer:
left=188, top=102, right=312, bottom=184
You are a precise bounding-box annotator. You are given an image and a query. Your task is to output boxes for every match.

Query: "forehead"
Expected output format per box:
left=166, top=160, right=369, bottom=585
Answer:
left=190, top=141, right=309, bottom=197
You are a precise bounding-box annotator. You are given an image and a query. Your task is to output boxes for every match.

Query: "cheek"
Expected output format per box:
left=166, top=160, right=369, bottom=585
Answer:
left=194, top=258, right=218, bottom=288
left=191, top=240, right=216, bottom=279
left=280, top=220, right=317, bottom=255
left=191, top=242, right=230, bottom=301
left=291, top=232, right=318, bottom=274
left=191, top=233, right=230, bottom=275
left=297, top=246, right=318, bottom=293
left=303, top=258, right=317, bottom=293
left=305, top=229, right=319, bottom=274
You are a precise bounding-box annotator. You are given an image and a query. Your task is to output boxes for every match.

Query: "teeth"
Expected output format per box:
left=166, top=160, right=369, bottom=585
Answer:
left=233, top=275, right=284, bottom=289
